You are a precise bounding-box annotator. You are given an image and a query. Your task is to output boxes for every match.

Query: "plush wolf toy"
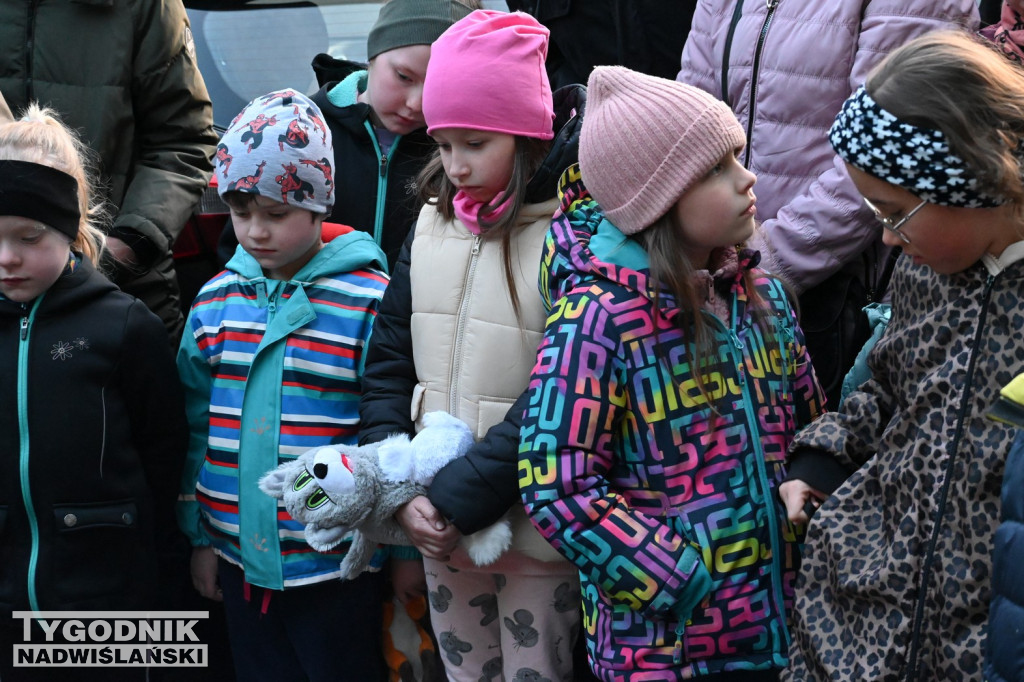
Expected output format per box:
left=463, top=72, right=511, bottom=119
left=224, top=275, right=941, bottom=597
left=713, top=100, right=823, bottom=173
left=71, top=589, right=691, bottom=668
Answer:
left=259, top=411, right=512, bottom=579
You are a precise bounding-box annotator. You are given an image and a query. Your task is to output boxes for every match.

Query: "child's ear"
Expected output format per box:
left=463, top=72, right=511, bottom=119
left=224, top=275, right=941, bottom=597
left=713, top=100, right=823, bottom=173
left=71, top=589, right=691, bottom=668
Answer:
left=311, top=210, right=328, bottom=236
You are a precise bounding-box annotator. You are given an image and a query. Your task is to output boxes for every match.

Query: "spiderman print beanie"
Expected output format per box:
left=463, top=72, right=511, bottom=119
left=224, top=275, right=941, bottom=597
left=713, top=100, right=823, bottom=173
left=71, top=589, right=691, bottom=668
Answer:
left=216, top=89, right=335, bottom=214
left=367, top=0, right=474, bottom=60
left=423, top=10, right=554, bottom=140
left=579, top=66, right=746, bottom=235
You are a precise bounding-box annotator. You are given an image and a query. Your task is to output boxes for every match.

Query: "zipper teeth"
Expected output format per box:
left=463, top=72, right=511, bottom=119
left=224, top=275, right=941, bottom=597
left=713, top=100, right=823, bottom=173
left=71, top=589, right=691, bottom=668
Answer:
left=720, top=0, right=747, bottom=105
left=363, top=120, right=392, bottom=249
left=720, top=311, right=789, bottom=650
left=704, top=305, right=788, bottom=649
left=449, top=236, right=481, bottom=416
left=376, top=155, right=388, bottom=247
left=18, top=297, right=45, bottom=611
left=743, top=0, right=780, bottom=169
left=904, top=273, right=997, bottom=681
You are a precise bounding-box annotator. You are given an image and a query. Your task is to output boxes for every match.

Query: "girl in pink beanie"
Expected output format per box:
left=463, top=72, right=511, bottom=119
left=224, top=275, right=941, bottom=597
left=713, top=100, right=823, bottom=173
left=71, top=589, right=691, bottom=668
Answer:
left=519, top=66, right=826, bottom=681
left=357, top=9, right=587, bottom=682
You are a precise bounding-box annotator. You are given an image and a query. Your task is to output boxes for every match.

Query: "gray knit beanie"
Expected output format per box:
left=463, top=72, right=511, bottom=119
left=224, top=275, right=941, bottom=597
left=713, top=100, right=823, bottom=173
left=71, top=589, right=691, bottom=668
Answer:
left=579, top=66, right=746, bottom=235
left=367, top=0, right=474, bottom=61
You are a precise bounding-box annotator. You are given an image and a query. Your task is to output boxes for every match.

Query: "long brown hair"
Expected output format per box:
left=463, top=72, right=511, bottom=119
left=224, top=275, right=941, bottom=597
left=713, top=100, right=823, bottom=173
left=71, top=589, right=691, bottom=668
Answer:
left=638, top=212, right=770, bottom=410
left=415, top=135, right=550, bottom=321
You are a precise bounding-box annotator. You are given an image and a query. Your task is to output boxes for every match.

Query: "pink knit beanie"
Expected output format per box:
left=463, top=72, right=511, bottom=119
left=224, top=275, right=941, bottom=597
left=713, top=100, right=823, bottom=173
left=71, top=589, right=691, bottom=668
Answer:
left=422, top=10, right=554, bottom=140
left=579, top=66, right=746, bottom=235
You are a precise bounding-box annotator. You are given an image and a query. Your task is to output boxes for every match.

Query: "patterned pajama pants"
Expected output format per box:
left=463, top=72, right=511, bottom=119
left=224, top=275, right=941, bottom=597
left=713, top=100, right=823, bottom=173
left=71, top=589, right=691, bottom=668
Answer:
left=422, top=556, right=581, bottom=682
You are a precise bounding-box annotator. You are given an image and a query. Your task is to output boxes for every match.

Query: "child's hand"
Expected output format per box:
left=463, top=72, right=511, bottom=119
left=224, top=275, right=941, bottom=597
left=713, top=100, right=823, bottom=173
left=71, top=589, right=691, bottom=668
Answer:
left=104, top=236, right=138, bottom=266
left=395, top=495, right=461, bottom=560
left=190, top=546, right=223, bottom=602
left=390, top=557, right=427, bottom=604
left=779, top=480, right=828, bottom=524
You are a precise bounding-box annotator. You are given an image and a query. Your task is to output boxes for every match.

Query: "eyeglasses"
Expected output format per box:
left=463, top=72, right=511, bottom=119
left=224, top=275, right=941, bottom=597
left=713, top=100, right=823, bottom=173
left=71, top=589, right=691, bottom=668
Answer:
left=862, top=197, right=926, bottom=245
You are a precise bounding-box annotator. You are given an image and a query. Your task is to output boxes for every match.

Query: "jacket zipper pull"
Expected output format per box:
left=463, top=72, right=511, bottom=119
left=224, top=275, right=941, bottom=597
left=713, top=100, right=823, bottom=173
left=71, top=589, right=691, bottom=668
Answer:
left=471, top=235, right=481, bottom=255
left=673, top=621, right=686, bottom=664
left=379, top=154, right=388, bottom=178
left=20, top=316, right=29, bottom=340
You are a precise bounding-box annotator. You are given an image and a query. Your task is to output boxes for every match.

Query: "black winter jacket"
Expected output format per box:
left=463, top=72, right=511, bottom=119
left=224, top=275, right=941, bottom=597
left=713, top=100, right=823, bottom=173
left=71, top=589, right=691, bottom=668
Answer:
left=359, top=85, right=586, bottom=534
left=311, top=55, right=436, bottom=272
left=0, top=258, right=187, bottom=613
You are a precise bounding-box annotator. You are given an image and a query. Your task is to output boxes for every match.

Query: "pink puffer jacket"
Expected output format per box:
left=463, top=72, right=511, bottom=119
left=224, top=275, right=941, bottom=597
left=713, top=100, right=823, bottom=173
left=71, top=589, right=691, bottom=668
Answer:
left=678, top=0, right=978, bottom=293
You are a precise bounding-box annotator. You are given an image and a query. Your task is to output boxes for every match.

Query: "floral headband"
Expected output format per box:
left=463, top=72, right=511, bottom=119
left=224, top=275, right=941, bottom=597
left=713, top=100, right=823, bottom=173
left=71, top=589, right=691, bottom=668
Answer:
left=829, top=85, right=1004, bottom=208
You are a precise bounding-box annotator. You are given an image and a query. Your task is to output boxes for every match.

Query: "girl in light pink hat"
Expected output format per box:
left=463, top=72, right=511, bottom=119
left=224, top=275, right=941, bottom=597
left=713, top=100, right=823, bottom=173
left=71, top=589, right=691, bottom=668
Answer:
left=519, top=66, right=826, bottom=681
left=357, top=9, right=587, bottom=682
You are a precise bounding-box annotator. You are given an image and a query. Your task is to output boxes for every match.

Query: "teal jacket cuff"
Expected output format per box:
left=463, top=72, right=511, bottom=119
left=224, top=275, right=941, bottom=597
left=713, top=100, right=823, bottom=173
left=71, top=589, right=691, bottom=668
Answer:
left=386, top=544, right=422, bottom=561
left=670, top=545, right=712, bottom=623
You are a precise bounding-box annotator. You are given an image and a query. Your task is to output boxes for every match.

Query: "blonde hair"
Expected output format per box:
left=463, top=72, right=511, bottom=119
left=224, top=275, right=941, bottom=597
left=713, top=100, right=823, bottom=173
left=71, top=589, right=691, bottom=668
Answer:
left=868, top=30, right=1024, bottom=216
left=0, top=104, right=107, bottom=262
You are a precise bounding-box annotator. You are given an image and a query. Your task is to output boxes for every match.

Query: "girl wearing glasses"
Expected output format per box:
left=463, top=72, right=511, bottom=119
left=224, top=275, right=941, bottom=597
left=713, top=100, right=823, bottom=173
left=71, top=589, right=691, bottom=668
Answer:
left=778, top=31, right=1024, bottom=682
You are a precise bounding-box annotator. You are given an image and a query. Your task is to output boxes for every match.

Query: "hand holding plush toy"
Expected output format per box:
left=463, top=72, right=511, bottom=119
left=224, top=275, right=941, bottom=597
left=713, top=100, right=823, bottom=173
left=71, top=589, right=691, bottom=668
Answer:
left=259, top=411, right=512, bottom=579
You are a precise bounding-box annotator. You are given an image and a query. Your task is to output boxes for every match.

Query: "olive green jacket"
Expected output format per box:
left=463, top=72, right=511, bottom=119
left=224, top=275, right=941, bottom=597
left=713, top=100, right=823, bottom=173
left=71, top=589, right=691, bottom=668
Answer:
left=0, top=0, right=217, bottom=335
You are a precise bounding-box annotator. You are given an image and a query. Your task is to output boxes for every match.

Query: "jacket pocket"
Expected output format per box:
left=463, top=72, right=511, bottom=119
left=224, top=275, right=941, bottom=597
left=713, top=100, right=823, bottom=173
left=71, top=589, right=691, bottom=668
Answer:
left=51, top=500, right=151, bottom=603
left=477, top=397, right=516, bottom=439
left=54, top=500, right=139, bottom=531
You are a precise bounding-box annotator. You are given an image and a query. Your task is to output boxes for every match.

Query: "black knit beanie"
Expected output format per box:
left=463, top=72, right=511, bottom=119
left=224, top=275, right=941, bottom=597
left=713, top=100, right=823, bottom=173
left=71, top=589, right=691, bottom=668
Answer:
left=366, top=0, right=473, bottom=60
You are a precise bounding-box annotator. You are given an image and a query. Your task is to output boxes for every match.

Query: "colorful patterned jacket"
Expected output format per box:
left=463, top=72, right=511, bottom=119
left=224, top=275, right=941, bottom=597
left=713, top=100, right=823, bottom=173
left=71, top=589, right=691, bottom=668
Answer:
left=519, top=169, right=824, bottom=680
left=177, top=230, right=388, bottom=590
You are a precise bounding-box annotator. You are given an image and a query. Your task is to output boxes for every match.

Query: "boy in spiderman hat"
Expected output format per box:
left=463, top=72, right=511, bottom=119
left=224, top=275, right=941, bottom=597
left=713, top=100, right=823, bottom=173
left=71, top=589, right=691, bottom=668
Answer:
left=177, top=89, right=390, bottom=680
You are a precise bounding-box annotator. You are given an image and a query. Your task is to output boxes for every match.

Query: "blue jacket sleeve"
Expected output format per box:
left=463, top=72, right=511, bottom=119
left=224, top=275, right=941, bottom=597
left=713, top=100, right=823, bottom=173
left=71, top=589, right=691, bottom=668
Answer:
left=175, top=306, right=214, bottom=547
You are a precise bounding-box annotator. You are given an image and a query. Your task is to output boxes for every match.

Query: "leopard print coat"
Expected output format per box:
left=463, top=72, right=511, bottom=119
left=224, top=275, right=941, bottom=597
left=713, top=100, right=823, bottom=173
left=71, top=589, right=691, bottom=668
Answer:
left=782, top=249, right=1024, bottom=681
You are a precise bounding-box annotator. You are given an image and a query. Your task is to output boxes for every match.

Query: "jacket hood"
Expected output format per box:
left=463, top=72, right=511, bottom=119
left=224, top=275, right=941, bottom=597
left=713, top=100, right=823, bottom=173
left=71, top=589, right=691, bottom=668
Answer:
left=542, top=165, right=759, bottom=323
left=524, top=83, right=587, bottom=204
left=311, top=53, right=365, bottom=90
left=226, top=227, right=387, bottom=282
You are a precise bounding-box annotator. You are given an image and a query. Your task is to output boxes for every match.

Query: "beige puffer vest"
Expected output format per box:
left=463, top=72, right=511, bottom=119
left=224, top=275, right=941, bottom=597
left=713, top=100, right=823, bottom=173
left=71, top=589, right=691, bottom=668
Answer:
left=409, top=199, right=564, bottom=567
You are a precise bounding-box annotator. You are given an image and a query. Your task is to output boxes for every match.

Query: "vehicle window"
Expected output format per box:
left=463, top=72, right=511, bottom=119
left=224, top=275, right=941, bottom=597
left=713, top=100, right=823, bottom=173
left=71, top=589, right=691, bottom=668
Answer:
left=188, top=1, right=510, bottom=130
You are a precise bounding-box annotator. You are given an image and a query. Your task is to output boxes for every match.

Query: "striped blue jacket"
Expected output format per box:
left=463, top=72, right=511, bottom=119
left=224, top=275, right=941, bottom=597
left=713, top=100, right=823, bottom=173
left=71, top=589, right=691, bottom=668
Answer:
left=177, top=230, right=388, bottom=589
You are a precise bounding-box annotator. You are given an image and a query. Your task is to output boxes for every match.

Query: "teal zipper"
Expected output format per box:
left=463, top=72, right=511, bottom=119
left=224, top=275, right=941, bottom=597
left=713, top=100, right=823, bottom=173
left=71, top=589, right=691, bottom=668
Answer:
left=710, top=299, right=789, bottom=653
left=18, top=295, right=45, bottom=612
left=362, top=120, right=401, bottom=252
left=777, top=311, right=796, bottom=403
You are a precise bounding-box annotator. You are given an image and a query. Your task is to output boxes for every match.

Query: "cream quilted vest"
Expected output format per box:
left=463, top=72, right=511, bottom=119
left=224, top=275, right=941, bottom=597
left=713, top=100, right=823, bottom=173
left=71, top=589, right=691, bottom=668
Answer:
left=409, top=198, right=562, bottom=564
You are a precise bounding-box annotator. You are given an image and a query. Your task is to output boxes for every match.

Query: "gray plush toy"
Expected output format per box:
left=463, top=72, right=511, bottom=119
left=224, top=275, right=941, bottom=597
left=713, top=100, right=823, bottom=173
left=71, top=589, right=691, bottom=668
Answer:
left=259, top=411, right=512, bottom=580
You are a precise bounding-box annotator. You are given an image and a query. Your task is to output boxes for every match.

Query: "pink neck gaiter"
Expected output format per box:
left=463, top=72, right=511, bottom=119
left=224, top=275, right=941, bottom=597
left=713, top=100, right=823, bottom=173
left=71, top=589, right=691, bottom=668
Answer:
left=453, top=190, right=513, bottom=234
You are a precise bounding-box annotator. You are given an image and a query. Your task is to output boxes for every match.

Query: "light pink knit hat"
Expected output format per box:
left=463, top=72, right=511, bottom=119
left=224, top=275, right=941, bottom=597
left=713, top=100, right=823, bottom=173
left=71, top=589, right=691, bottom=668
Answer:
left=422, top=10, right=554, bottom=139
left=579, top=66, right=746, bottom=235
